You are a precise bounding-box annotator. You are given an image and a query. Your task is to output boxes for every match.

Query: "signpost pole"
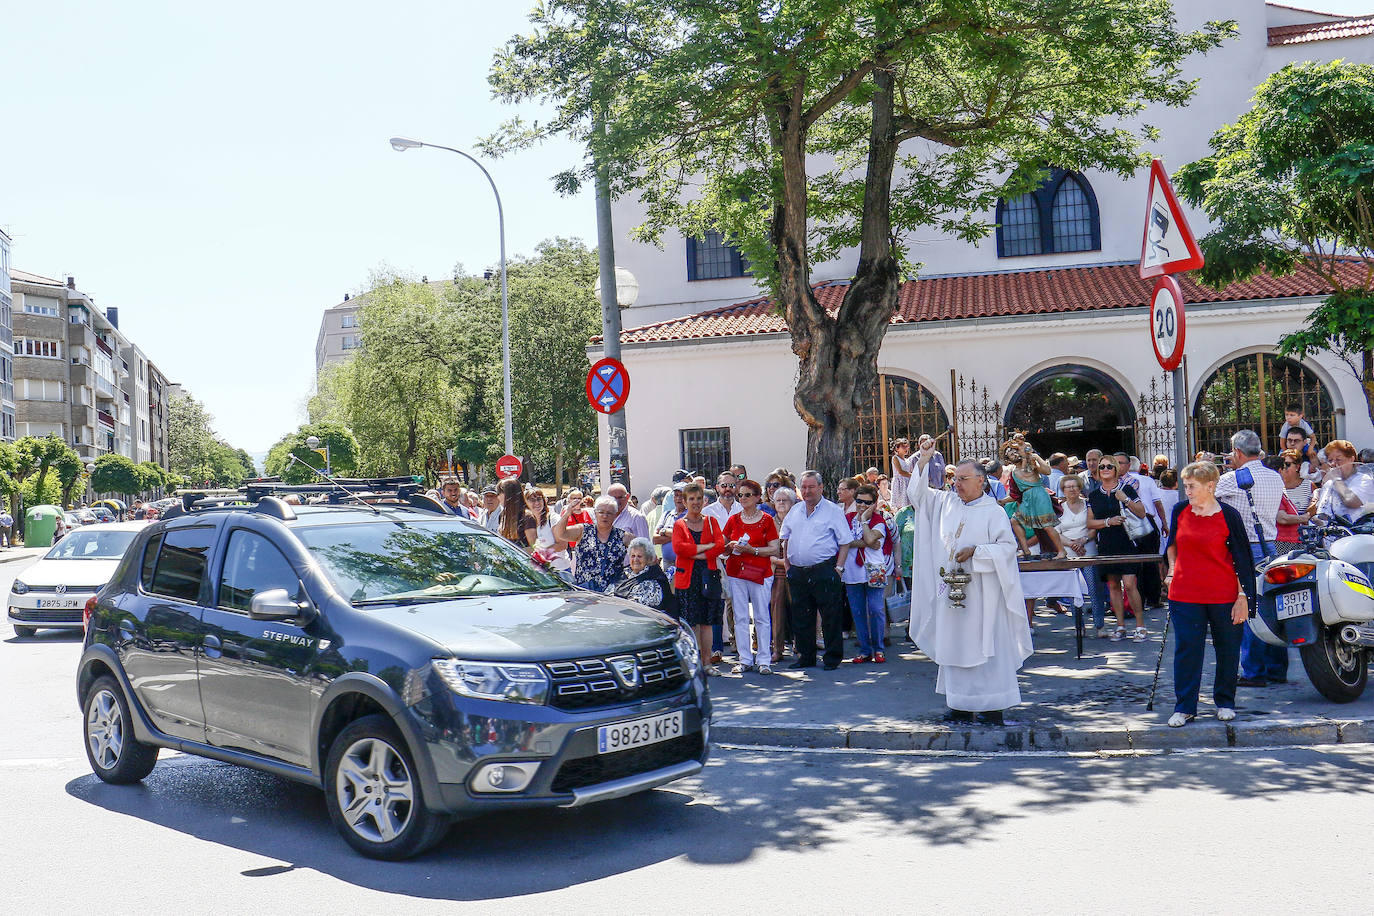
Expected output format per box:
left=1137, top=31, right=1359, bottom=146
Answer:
left=593, top=117, right=631, bottom=493
left=1172, top=368, right=1188, bottom=472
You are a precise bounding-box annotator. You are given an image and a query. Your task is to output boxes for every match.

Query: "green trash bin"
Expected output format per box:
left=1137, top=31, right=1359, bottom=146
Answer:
left=24, top=505, right=62, bottom=548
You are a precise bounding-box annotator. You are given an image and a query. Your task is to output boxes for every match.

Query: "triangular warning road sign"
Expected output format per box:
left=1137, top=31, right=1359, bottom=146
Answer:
left=1139, top=158, right=1204, bottom=279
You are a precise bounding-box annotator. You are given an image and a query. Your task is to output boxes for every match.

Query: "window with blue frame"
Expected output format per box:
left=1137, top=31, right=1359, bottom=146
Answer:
left=995, top=169, right=1101, bottom=258
left=686, top=231, right=750, bottom=281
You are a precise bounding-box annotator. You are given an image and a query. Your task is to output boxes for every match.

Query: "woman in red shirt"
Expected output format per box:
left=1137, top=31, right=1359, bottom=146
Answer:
left=723, top=480, right=781, bottom=675
left=671, top=483, right=727, bottom=676
left=1163, top=461, right=1258, bottom=727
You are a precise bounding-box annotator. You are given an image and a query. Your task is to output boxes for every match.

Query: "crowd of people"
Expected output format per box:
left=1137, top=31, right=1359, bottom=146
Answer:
left=426, top=402, right=1373, bottom=726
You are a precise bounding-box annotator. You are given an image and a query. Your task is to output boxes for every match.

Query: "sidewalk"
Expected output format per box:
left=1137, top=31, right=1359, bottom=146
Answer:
left=707, top=605, right=1374, bottom=753
left=0, top=546, right=50, bottom=565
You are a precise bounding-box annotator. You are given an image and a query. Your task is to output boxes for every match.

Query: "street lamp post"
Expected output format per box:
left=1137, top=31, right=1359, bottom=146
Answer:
left=389, top=136, right=514, bottom=457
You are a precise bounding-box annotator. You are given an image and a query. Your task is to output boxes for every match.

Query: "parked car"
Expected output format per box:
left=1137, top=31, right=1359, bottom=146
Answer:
left=71, top=509, right=99, bottom=526
left=89, top=506, right=115, bottom=524
left=77, top=490, right=710, bottom=859
left=9, top=522, right=142, bottom=637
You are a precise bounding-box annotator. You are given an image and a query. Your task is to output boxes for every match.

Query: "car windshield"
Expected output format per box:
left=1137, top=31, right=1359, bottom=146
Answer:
left=46, top=528, right=137, bottom=560
left=296, top=520, right=566, bottom=605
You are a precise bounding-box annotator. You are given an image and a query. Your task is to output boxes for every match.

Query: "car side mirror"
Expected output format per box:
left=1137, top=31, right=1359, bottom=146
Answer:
left=249, top=587, right=315, bottom=623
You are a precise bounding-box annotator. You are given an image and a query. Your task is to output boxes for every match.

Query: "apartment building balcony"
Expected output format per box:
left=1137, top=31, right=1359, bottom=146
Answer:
left=94, top=377, right=116, bottom=400
left=94, top=336, right=113, bottom=357
left=97, top=408, right=115, bottom=429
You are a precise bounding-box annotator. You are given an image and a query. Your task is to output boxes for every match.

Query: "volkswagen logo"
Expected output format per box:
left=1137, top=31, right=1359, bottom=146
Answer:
left=608, top=655, right=641, bottom=689
left=55, top=584, right=66, bottom=594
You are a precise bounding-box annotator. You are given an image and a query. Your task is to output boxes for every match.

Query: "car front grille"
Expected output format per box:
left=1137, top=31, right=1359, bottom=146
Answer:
left=550, top=732, right=704, bottom=793
left=21, top=585, right=93, bottom=594
left=544, top=644, right=688, bottom=711
left=11, top=608, right=82, bottom=622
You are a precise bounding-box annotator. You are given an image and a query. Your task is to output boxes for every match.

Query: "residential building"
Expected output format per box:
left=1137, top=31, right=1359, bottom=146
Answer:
left=0, top=229, right=13, bottom=441
left=316, top=295, right=361, bottom=374
left=603, top=1, right=1374, bottom=491
left=9, top=269, right=172, bottom=467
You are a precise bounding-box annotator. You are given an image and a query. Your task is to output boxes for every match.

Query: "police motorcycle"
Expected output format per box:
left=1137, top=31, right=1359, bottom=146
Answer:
left=1250, top=507, right=1374, bottom=703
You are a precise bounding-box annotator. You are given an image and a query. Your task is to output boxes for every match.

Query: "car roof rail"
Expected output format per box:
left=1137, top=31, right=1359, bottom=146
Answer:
left=243, top=476, right=425, bottom=504
left=254, top=495, right=297, bottom=521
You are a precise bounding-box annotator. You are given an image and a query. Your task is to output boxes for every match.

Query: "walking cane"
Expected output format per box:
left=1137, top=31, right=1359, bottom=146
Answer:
left=1146, top=604, right=1171, bottom=711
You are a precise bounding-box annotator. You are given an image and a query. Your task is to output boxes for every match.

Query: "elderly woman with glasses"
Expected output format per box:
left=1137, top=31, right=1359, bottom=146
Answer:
left=722, top=479, right=781, bottom=674
left=611, top=537, right=676, bottom=615
left=1086, top=456, right=1150, bottom=641
left=554, top=495, right=634, bottom=591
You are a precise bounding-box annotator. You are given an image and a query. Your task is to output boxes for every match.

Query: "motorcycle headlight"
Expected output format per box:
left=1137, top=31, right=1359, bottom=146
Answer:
left=11, top=580, right=28, bottom=595
left=674, top=627, right=700, bottom=678
left=433, top=658, right=550, bottom=705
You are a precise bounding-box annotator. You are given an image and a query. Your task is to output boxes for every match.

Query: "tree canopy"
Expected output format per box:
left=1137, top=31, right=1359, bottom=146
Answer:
left=1176, top=60, right=1374, bottom=426
left=167, top=391, right=256, bottom=487
left=265, top=422, right=362, bottom=484
left=306, top=238, right=601, bottom=489
left=489, top=0, right=1231, bottom=483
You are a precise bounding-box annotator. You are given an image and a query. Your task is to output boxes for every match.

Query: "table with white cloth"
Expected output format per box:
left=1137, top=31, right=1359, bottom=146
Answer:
left=1017, top=563, right=1095, bottom=657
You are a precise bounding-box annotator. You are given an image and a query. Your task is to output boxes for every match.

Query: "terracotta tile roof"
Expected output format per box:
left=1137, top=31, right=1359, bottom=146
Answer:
left=1269, top=15, right=1374, bottom=46
left=618, top=260, right=1362, bottom=345
left=9, top=268, right=65, bottom=287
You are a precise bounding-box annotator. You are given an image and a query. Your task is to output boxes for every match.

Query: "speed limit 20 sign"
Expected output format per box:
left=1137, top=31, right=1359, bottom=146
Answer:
left=1149, top=275, right=1186, bottom=371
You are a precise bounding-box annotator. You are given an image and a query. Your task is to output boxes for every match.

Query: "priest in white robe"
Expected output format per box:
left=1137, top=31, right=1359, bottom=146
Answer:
left=907, top=441, right=1034, bottom=724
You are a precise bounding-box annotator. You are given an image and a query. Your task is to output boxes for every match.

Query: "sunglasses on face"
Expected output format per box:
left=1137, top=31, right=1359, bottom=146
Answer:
left=766, top=482, right=779, bottom=489
left=855, top=499, right=874, bottom=506
left=1098, top=464, right=1115, bottom=470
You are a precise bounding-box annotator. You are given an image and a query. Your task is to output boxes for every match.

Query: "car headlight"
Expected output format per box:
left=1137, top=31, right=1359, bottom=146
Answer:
left=674, top=627, right=700, bottom=678
left=11, top=581, right=28, bottom=595
left=433, top=658, right=550, bottom=705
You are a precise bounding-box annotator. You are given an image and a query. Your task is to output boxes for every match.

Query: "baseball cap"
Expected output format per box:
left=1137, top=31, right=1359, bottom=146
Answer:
left=671, top=469, right=692, bottom=483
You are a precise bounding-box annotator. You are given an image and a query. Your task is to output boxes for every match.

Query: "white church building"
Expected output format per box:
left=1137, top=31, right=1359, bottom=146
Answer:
left=601, top=2, right=1374, bottom=492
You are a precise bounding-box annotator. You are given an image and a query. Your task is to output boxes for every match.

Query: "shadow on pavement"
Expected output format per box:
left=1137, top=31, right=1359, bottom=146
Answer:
left=67, top=742, right=1374, bottom=898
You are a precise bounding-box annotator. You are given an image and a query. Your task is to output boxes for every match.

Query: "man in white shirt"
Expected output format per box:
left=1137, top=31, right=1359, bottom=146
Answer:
left=1215, top=430, right=1288, bottom=686
left=779, top=470, right=855, bottom=670
left=478, top=486, right=501, bottom=533
left=607, top=483, right=650, bottom=541
left=1047, top=453, right=1069, bottom=497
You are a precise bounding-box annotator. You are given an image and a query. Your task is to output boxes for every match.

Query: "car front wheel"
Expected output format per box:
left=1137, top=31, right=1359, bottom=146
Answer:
left=324, top=714, right=449, bottom=860
left=83, top=675, right=159, bottom=783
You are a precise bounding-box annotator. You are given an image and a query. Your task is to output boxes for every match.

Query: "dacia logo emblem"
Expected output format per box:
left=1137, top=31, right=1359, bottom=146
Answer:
left=609, top=655, right=640, bottom=689
left=55, top=584, right=66, bottom=594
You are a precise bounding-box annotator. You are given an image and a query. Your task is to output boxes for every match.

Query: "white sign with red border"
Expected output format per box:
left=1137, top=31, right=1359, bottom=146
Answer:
left=1149, top=276, right=1186, bottom=371
left=1139, top=158, right=1204, bottom=280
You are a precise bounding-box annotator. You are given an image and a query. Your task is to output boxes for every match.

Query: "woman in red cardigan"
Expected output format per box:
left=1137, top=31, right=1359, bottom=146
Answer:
left=1163, top=461, right=1258, bottom=727
left=672, top=482, right=727, bottom=676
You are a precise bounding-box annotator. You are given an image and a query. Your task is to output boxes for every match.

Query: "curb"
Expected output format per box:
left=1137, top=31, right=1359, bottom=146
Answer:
left=0, top=549, right=46, bottom=566
left=711, top=716, right=1373, bottom=754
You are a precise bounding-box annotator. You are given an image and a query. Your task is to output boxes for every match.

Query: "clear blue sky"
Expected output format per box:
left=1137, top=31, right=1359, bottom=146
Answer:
left=1, top=1, right=597, bottom=456
left=4, top=1, right=1373, bottom=456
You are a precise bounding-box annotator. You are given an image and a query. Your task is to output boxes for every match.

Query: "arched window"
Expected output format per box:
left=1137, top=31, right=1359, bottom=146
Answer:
left=1000, top=194, right=1042, bottom=257
left=853, top=374, right=950, bottom=475
left=1050, top=175, right=1094, bottom=253
left=1193, top=353, right=1336, bottom=455
left=996, top=168, right=1101, bottom=258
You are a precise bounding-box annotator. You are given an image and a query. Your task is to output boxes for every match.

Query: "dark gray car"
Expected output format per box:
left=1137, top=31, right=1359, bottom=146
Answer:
left=76, top=498, right=710, bottom=859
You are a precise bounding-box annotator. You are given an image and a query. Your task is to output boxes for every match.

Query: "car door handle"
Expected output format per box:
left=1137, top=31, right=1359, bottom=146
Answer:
left=203, top=634, right=222, bottom=659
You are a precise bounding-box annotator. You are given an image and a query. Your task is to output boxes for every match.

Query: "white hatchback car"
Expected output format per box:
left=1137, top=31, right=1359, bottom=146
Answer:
left=9, top=522, right=143, bottom=637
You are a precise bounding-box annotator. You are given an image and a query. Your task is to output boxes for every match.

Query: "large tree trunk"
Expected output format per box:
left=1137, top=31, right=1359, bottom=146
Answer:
left=788, top=69, right=903, bottom=492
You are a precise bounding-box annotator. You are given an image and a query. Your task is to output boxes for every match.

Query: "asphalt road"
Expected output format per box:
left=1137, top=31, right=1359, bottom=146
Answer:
left=4, top=555, right=1372, bottom=915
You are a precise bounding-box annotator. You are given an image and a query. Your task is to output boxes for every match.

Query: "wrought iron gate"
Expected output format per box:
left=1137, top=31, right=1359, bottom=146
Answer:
left=1193, top=353, right=1336, bottom=456
left=951, top=371, right=1004, bottom=464
left=1134, top=373, right=1177, bottom=463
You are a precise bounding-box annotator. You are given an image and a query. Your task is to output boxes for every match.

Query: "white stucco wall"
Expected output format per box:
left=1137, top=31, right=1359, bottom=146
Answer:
left=611, top=298, right=1374, bottom=497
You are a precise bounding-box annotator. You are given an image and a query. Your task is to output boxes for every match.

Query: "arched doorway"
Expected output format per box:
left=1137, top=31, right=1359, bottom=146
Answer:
left=1193, top=352, right=1336, bottom=455
left=853, top=374, right=950, bottom=475
left=1004, top=366, right=1137, bottom=458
